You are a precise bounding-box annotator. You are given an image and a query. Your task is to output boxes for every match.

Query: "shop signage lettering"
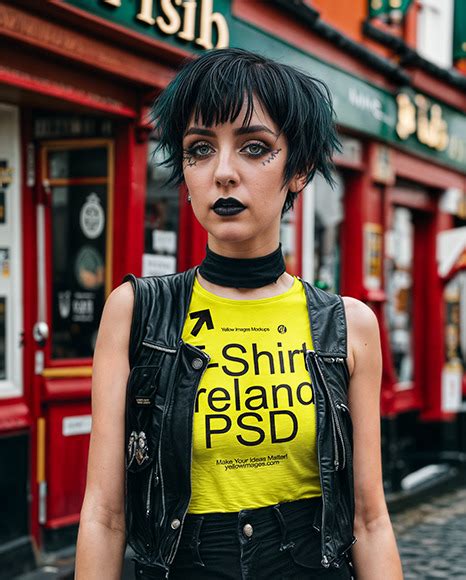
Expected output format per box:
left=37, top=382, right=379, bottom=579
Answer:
left=101, top=0, right=229, bottom=49
left=396, top=93, right=449, bottom=151
left=63, top=0, right=466, bottom=171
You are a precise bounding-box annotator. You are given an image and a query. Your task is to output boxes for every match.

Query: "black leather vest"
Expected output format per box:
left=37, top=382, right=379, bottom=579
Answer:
left=122, top=267, right=356, bottom=579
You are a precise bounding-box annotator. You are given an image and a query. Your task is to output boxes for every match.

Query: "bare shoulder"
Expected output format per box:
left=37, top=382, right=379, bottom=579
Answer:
left=105, top=280, right=134, bottom=316
left=97, top=280, right=134, bottom=333
left=341, top=296, right=379, bottom=332
left=92, top=280, right=136, bottom=386
left=341, top=296, right=380, bottom=377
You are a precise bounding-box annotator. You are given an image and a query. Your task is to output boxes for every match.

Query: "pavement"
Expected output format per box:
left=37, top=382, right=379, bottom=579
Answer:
left=391, top=486, right=466, bottom=579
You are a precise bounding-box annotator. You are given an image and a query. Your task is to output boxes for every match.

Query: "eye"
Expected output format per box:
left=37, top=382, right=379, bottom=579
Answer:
left=183, top=141, right=214, bottom=159
left=241, top=141, right=270, bottom=158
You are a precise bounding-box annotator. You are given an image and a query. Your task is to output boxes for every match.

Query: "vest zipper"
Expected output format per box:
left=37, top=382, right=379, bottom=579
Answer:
left=146, top=467, right=154, bottom=518
left=143, top=340, right=177, bottom=534
left=167, top=343, right=211, bottom=566
left=306, top=349, right=330, bottom=568
left=145, top=466, right=160, bottom=518
left=308, top=350, right=346, bottom=471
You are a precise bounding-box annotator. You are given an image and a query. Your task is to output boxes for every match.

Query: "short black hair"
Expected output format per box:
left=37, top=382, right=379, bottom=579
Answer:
left=150, top=47, right=341, bottom=215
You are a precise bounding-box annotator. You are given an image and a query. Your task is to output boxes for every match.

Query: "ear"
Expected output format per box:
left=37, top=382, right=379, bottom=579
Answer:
left=288, top=172, right=308, bottom=194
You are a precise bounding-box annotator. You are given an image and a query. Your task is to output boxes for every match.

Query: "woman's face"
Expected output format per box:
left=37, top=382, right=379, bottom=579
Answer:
left=182, top=97, right=301, bottom=255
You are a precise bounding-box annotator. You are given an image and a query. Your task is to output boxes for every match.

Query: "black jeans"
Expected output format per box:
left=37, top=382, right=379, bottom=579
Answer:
left=144, top=496, right=354, bottom=579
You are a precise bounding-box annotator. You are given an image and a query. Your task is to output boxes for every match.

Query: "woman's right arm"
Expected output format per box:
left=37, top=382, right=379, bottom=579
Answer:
left=75, top=281, right=135, bottom=579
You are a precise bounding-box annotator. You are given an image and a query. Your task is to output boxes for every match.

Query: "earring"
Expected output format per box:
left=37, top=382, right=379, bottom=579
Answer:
left=187, top=194, right=192, bottom=203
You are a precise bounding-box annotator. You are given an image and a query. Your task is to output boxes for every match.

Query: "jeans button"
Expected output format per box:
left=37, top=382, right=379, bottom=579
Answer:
left=243, top=523, right=253, bottom=537
left=171, top=518, right=181, bottom=530
left=191, top=357, right=203, bottom=370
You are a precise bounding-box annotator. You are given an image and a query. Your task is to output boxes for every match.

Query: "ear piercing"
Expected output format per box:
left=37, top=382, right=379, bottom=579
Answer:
left=187, top=194, right=192, bottom=203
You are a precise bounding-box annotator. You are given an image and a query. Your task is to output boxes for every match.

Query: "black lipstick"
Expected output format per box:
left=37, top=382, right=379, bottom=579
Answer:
left=212, top=197, right=246, bottom=217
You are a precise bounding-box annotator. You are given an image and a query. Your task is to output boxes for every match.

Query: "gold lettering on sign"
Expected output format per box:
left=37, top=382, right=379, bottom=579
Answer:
left=416, top=96, right=448, bottom=151
left=178, top=0, right=197, bottom=41
left=156, top=0, right=182, bottom=35
left=99, top=0, right=230, bottom=49
left=137, top=0, right=155, bottom=25
left=196, top=0, right=229, bottom=49
left=396, top=92, right=449, bottom=152
left=396, top=93, right=416, bottom=140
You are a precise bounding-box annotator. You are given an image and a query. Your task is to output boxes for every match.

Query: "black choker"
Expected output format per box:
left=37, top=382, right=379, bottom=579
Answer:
left=198, top=243, right=286, bottom=288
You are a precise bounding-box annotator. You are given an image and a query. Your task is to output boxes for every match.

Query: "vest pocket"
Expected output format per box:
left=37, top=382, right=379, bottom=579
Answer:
left=126, top=365, right=161, bottom=472
left=125, top=364, right=164, bottom=555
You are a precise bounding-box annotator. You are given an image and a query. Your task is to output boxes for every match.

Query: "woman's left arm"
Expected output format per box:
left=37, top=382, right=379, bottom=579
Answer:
left=342, top=297, right=403, bottom=580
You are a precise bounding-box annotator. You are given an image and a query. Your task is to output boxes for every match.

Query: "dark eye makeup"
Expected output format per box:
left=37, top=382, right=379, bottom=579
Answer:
left=182, top=139, right=272, bottom=160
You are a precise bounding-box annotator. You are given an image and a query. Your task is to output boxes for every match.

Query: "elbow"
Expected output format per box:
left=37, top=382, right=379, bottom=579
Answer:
left=79, top=501, right=126, bottom=535
left=353, top=510, right=393, bottom=537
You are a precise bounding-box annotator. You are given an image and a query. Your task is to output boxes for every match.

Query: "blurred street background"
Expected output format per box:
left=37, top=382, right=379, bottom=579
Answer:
left=0, top=0, right=465, bottom=578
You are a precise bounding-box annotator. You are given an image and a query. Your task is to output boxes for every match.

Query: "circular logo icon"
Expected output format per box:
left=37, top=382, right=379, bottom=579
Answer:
left=277, top=325, right=287, bottom=334
left=80, top=193, right=105, bottom=239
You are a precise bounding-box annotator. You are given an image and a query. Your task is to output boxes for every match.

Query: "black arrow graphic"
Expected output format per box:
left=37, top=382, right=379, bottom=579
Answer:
left=189, top=309, right=214, bottom=337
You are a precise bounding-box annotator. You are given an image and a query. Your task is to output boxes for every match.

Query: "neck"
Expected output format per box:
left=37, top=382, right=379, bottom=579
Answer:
left=198, top=243, right=286, bottom=289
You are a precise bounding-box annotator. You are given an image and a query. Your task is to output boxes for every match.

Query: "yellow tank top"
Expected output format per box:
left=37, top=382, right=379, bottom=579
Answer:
left=182, top=274, right=321, bottom=513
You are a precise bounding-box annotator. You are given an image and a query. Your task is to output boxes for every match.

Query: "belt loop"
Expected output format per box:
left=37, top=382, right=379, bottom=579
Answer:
left=189, top=516, right=206, bottom=567
left=272, top=504, right=295, bottom=552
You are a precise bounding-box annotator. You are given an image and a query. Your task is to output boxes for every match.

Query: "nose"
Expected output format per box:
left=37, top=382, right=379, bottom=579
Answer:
left=214, top=148, right=239, bottom=188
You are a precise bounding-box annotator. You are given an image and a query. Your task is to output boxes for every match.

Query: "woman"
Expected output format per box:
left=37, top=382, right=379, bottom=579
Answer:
left=75, top=48, right=403, bottom=579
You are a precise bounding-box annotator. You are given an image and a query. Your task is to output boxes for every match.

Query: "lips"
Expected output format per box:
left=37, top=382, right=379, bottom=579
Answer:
left=212, top=197, right=246, bottom=217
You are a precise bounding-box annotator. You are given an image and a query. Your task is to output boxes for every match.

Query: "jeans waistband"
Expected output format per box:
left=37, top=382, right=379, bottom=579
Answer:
left=183, top=495, right=322, bottom=530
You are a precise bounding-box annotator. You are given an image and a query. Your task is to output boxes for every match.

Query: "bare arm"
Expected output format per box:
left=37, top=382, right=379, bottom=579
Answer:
left=343, top=297, right=403, bottom=580
left=75, top=281, right=134, bottom=579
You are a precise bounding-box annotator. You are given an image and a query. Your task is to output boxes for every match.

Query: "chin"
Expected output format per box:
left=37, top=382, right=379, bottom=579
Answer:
left=205, top=221, right=255, bottom=243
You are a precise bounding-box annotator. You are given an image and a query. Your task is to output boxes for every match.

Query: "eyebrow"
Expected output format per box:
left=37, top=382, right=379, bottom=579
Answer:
left=183, top=125, right=278, bottom=137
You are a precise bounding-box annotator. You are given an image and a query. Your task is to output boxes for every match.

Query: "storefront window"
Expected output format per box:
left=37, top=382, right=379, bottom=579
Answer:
left=313, top=170, right=344, bottom=293
left=0, top=296, right=5, bottom=380
left=143, top=140, right=180, bottom=276
left=385, top=206, right=414, bottom=385
left=441, top=271, right=466, bottom=412
left=0, top=104, right=22, bottom=397
left=444, top=271, right=466, bottom=367
left=48, top=146, right=108, bottom=360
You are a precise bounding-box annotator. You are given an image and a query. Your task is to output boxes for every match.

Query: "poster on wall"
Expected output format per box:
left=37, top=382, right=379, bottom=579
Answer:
left=142, top=253, right=176, bottom=277
left=364, top=223, right=383, bottom=291
left=0, top=160, right=13, bottom=224
left=0, top=248, right=9, bottom=278
left=442, top=361, right=462, bottom=413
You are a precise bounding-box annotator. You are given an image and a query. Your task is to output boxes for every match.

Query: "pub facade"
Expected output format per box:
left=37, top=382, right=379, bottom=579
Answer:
left=0, top=0, right=465, bottom=574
